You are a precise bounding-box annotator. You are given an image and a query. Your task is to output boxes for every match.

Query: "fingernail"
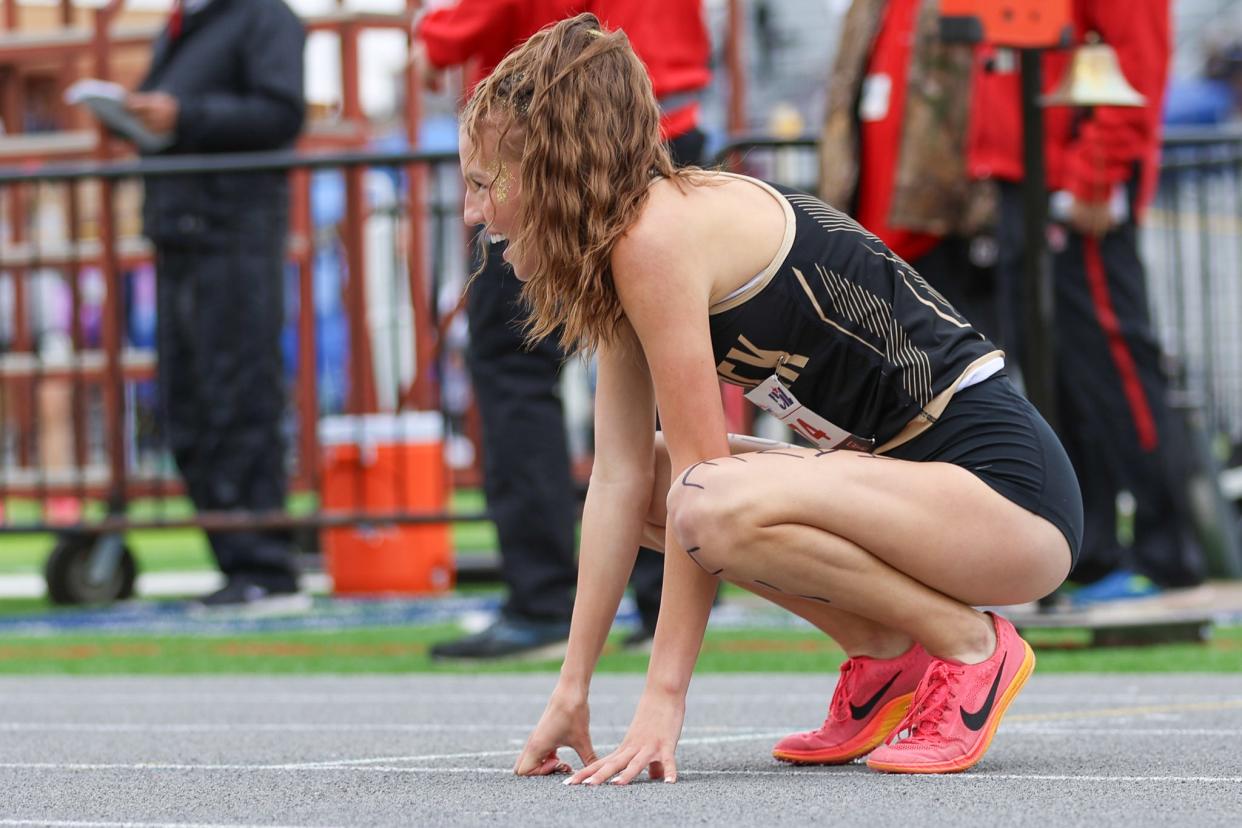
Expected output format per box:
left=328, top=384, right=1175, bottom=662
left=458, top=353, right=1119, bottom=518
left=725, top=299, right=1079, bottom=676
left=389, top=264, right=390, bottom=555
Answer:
left=562, top=777, right=573, bottom=786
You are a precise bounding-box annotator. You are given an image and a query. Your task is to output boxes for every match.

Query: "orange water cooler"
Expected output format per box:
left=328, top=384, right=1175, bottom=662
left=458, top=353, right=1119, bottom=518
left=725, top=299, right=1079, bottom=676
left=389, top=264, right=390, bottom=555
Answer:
left=319, top=412, right=455, bottom=595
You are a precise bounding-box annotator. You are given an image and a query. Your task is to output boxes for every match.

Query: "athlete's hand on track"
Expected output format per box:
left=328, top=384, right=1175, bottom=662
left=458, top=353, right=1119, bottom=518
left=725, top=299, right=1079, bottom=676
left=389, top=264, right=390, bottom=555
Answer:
left=565, top=689, right=685, bottom=786
left=514, top=689, right=595, bottom=776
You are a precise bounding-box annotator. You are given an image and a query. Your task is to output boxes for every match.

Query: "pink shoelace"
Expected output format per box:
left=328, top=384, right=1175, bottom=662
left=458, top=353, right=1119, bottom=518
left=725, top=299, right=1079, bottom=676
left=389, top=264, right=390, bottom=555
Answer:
left=884, top=660, right=964, bottom=745
left=825, top=657, right=863, bottom=724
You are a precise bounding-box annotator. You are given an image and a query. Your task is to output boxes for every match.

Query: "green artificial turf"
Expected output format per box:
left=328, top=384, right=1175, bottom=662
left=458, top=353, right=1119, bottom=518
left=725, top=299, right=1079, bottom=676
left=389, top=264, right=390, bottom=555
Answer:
left=3, top=492, right=1239, bottom=676
left=0, top=622, right=1235, bottom=675
left=0, top=490, right=498, bottom=575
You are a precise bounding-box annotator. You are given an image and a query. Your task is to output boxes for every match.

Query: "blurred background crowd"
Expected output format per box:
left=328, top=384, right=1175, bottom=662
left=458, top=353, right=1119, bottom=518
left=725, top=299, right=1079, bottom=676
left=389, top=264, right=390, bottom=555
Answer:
left=0, top=0, right=1240, bottom=658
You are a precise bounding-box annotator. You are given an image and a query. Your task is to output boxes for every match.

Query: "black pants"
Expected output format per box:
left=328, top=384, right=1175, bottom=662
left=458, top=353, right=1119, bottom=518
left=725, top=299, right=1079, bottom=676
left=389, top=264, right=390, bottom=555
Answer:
left=463, top=128, right=707, bottom=625
left=996, top=183, right=1204, bottom=587
left=155, top=217, right=296, bottom=589
left=466, top=247, right=664, bottom=625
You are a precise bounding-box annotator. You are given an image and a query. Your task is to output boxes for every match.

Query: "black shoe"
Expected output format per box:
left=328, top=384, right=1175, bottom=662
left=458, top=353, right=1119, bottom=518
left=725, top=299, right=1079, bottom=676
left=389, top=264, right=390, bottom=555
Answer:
left=195, top=577, right=309, bottom=613
left=430, top=616, right=570, bottom=662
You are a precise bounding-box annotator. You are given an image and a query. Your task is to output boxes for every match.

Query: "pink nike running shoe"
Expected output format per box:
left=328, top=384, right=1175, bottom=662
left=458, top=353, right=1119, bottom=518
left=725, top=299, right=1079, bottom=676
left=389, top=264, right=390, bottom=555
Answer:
left=772, top=641, right=932, bottom=765
left=866, top=612, right=1035, bottom=774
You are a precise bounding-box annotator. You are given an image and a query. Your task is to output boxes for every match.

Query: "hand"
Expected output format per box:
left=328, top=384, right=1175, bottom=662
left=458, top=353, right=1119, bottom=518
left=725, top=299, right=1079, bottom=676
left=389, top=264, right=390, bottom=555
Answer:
left=125, top=92, right=179, bottom=134
left=1068, top=198, right=1115, bottom=238
left=566, top=689, right=685, bottom=786
left=513, top=688, right=596, bottom=777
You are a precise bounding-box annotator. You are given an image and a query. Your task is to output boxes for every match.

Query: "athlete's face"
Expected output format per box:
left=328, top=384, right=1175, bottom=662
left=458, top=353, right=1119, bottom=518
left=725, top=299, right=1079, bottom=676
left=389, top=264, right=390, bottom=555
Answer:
left=460, top=127, right=528, bottom=280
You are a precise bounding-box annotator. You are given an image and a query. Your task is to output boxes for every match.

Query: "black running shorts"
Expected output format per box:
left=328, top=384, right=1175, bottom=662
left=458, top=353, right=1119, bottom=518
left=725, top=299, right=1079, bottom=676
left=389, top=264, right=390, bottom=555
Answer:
left=885, top=374, right=1084, bottom=568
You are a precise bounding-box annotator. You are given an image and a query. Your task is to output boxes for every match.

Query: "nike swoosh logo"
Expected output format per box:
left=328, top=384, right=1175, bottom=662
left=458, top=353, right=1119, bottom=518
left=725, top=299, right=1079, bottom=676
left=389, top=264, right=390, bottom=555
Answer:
left=960, top=653, right=1008, bottom=731
left=849, top=670, right=902, bottom=720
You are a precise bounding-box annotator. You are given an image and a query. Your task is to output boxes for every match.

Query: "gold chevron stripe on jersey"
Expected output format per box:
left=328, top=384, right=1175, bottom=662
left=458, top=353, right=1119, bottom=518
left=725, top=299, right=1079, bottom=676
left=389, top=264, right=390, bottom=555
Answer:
left=785, top=193, right=971, bottom=329
left=793, top=263, right=934, bottom=407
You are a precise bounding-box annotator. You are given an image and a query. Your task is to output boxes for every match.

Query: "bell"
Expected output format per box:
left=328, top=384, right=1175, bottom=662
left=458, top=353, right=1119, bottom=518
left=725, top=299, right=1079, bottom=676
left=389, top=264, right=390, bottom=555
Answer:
left=1041, top=33, right=1146, bottom=107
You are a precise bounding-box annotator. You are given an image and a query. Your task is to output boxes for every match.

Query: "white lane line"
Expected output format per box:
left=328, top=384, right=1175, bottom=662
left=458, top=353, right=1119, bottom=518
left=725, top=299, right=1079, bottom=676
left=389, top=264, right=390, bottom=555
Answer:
left=1007, top=727, right=1242, bottom=736
left=1, top=764, right=1237, bottom=784
left=291, top=750, right=516, bottom=767
left=0, top=723, right=540, bottom=733
left=0, top=822, right=297, bottom=828
left=0, top=693, right=563, bottom=705
left=285, top=731, right=793, bottom=768
left=3, top=721, right=1239, bottom=739
left=1, top=691, right=1238, bottom=705
left=0, top=722, right=767, bottom=734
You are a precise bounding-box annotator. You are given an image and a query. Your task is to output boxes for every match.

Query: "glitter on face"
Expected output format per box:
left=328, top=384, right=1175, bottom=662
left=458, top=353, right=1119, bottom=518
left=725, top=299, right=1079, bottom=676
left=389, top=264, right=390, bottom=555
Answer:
left=486, top=159, right=512, bottom=204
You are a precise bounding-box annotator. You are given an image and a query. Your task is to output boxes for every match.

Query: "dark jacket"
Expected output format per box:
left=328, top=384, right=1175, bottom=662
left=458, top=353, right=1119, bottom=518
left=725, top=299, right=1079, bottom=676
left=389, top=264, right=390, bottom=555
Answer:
left=138, top=0, right=305, bottom=242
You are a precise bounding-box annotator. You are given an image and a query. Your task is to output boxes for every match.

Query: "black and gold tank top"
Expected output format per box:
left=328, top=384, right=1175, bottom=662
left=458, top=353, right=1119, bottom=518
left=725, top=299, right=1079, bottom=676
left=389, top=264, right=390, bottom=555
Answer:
left=708, top=174, right=1003, bottom=452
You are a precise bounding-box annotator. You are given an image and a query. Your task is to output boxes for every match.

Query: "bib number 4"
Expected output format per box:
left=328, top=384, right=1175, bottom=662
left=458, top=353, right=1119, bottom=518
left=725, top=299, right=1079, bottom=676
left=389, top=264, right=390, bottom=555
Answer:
left=744, top=374, right=875, bottom=452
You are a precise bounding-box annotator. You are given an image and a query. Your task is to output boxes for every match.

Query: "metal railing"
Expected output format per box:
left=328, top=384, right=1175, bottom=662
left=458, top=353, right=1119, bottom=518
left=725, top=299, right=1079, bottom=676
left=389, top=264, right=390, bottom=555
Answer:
left=5, top=130, right=1242, bottom=601
left=1145, top=126, right=1242, bottom=449
left=0, top=147, right=487, bottom=600
left=715, top=132, right=1242, bottom=457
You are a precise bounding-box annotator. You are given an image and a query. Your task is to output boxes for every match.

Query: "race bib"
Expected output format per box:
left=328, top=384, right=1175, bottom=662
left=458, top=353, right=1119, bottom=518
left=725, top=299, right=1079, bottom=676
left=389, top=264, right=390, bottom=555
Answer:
left=744, top=375, right=875, bottom=452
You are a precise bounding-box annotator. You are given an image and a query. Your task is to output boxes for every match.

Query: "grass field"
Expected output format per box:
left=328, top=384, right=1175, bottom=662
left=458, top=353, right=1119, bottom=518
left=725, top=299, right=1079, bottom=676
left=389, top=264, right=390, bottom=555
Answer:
left=0, top=491, right=498, bottom=575
left=3, top=492, right=1239, bottom=676
left=0, top=611, right=1236, bottom=675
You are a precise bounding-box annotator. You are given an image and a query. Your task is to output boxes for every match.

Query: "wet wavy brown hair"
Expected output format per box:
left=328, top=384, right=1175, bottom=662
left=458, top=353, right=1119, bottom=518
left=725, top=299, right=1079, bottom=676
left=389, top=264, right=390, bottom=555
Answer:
left=461, top=13, right=692, bottom=354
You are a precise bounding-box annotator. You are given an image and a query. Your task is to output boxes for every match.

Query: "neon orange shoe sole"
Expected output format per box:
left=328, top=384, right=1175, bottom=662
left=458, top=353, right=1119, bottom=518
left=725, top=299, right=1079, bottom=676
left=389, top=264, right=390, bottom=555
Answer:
left=773, top=692, right=914, bottom=765
left=865, top=639, right=1036, bottom=774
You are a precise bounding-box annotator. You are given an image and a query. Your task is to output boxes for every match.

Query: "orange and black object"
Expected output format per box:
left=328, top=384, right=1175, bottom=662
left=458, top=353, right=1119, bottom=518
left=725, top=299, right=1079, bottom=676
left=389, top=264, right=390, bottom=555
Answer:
left=938, top=0, right=1072, bottom=48
left=937, top=0, right=1075, bottom=427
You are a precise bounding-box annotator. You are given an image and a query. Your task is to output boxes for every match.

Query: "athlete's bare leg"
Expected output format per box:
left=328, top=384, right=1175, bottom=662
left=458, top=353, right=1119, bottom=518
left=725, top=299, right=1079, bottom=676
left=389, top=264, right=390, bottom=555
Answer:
left=645, top=435, right=1070, bottom=665
left=642, top=434, right=914, bottom=659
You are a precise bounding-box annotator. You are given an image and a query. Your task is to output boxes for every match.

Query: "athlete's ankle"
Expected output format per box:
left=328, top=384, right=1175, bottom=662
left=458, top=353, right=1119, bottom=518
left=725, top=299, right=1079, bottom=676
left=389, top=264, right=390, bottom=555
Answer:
left=843, top=634, right=915, bottom=661
left=928, top=610, right=997, bottom=665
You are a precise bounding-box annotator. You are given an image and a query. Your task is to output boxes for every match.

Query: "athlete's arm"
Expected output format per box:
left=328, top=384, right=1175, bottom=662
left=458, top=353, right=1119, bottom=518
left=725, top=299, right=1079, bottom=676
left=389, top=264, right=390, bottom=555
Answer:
left=566, top=186, right=731, bottom=785
left=559, top=331, right=658, bottom=691
left=513, top=326, right=657, bottom=776
left=614, top=201, right=730, bottom=701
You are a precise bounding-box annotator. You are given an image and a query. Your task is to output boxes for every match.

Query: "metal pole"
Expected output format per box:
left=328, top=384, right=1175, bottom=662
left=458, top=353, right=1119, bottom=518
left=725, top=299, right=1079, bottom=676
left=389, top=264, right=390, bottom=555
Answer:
left=291, top=169, right=320, bottom=492
left=1019, top=48, right=1057, bottom=428
left=403, top=17, right=436, bottom=412
left=726, top=0, right=747, bottom=134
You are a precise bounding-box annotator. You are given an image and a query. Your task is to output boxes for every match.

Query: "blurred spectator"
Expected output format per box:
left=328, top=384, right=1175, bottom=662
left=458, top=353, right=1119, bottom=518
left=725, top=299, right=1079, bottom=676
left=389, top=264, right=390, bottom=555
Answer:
left=819, top=0, right=1000, bottom=352
left=127, top=0, right=306, bottom=607
left=968, top=0, right=1206, bottom=600
left=821, top=0, right=1204, bottom=602
left=415, top=0, right=711, bottom=660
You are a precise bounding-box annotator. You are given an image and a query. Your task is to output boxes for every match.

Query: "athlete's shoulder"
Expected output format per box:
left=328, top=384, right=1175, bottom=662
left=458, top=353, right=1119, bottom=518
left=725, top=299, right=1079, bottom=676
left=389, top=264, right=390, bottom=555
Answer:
left=612, top=178, right=700, bottom=275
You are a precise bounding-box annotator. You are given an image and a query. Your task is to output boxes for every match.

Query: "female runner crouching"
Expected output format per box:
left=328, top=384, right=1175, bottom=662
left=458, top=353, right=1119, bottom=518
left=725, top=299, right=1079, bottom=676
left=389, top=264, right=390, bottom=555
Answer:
left=457, top=14, right=1083, bottom=781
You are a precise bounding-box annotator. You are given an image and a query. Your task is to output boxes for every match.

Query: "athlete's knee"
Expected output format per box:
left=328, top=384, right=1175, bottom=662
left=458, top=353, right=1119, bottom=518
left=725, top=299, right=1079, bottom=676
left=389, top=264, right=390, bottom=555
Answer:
left=666, top=460, right=749, bottom=573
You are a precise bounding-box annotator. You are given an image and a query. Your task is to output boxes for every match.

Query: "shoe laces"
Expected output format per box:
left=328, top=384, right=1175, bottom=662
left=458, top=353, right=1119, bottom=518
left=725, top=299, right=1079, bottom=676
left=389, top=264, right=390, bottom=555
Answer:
left=826, top=658, right=863, bottom=723
left=885, top=660, right=963, bottom=745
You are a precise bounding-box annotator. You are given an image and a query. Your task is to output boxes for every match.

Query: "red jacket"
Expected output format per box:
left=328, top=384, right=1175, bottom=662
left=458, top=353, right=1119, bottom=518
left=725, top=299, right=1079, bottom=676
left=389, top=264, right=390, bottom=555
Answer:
left=855, top=0, right=939, bottom=261
left=416, top=0, right=581, bottom=89
left=416, top=0, right=710, bottom=139
left=967, top=0, right=1170, bottom=210
left=590, top=1, right=712, bottom=139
